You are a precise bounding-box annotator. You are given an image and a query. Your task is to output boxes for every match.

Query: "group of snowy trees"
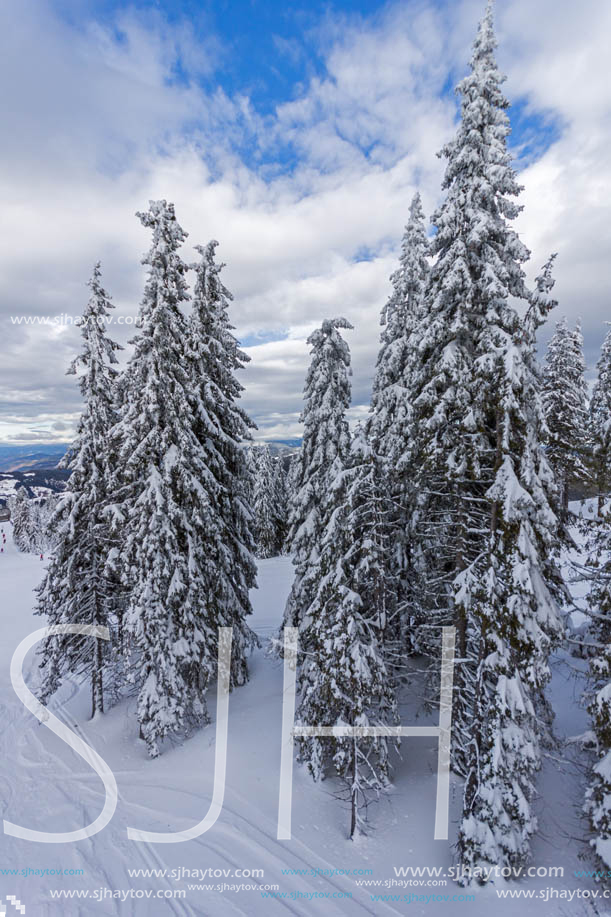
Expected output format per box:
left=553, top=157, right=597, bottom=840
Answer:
left=31, top=0, right=611, bottom=881
left=538, top=319, right=611, bottom=870
left=542, top=317, right=589, bottom=522
left=277, top=1, right=604, bottom=869
left=283, top=317, right=398, bottom=837
left=9, top=489, right=57, bottom=554
left=36, top=206, right=258, bottom=756
left=538, top=317, right=611, bottom=875
left=245, top=445, right=289, bottom=557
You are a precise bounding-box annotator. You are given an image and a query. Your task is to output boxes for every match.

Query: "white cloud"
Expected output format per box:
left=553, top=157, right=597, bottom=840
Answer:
left=498, top=0, right=611, bottom=371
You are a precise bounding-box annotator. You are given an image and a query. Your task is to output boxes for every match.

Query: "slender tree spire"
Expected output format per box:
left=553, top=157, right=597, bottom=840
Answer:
left=590, top=324, right=611, bottom=515
left=37, top=263, right=122, bottom=718
left=281, top=318, right=353, bottom=635
left=186, top=239, right=258, bottom=690
left=542, top=316, right=589, bottom=522
left=369, top=190, right=430, bottom=462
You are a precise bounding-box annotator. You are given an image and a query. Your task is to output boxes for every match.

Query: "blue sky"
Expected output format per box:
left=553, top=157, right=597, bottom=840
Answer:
left=55, top=0, right=415, bottom=107
left=51, top=0, right=561, bottom=171
left=0, top=0, right=609, bottom=443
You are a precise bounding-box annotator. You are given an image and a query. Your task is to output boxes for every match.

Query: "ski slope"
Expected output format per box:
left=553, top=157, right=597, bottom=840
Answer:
left=0, top=520, right=605, bottom=915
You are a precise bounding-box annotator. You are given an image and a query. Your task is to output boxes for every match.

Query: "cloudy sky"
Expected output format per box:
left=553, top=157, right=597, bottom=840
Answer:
left=1, top=0, right=609, bottom=444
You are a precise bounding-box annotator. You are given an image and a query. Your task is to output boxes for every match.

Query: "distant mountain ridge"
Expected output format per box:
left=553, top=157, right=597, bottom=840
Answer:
left=264, top=439, right=301, bottom=449
left=0, top=444, right=69, bottom=472
left=0, top=442, right=303, bottom=472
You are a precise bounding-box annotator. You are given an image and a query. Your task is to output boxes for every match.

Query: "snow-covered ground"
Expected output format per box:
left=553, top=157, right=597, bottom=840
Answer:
left=0, top=518, right=605, bottom=916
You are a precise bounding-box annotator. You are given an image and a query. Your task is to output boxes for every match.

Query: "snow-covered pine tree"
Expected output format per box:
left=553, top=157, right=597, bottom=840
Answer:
left=585, top=335, right=611, bottom=865
left=29, top=493, right=59, bottom=554
left=243, top=444, right=257, bottom=506
left=343, top=425, right=398, bottom=672
left=407, top=4, right=564, bottom=800
left=457, top=255, right=564, bottom=873
left=590, top=325, right=611, bottom=515
left=9, top=488, right=38, bottom=553
left=409, top=0, right=526, bottom=774
left=367, top=193, right=430, bottom=640
left=250, top=445, right=278, bottom=558
left=585, top=496, right=611, bottom=868
left=272, top=454, right=290, bottom=554
left=281, top=318, right=353, bottom=636
left=111, top=203, right=233, bottom=755
left=368, top=192, right=430, bottom=465
left=186, top=240, right=258, bottom=690
left=295, top=422, right=397, bottom=839
left=542, top=317, right=589, bottom=521
left=36, top=263, right=122, bottom=717
left=285, top=451, right=300, bottom=518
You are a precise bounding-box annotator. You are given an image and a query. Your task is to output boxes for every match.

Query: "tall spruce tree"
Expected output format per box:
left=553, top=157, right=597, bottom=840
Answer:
left=457, top=256, right=564, bottom=872
left=250, top=445, right=278, bottom=558
left=111, top=203, right=233, bottom=755
left=585, top=334, right=611, bottom=862
left=590, top=325, right=611, bottom=515
left=367, top=192, right=430, bottom=650
left=406, top=3, right=563, bottom=870
left=36, top=263, right=122, bottom=717
left=186, top=240, right=258, bottom=689
left=542, top=317, right=589, bottom=521
left=410, top=0, right=528, bottom=774
left=295, top=410, right=397, bottom=839
left=281, top=318, right=353, bottom=634
left=344, top=426, right=398, bottom=665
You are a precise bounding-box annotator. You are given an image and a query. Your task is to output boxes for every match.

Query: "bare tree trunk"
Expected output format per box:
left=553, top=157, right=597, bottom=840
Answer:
left=91, top=637, right=104, bottom=717
left=90, top=526, right=104, bottom=718
left=350, top=741, right=358, bottom=840
left=562, top=472, right=570, bottom=521
left=490, top=410, right=503, bottom=537
left=455, top=494, right=467, bottom=660
left=91, top=639, right=104, bottom=718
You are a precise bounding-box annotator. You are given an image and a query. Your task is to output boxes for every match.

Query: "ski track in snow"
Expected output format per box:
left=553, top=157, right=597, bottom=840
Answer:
left=0, top=524, right=606, bottom=915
